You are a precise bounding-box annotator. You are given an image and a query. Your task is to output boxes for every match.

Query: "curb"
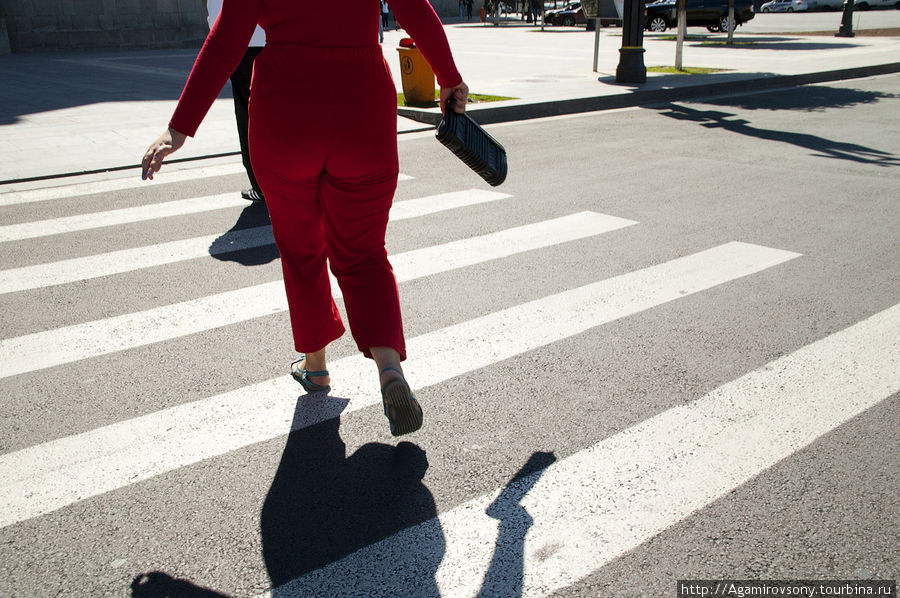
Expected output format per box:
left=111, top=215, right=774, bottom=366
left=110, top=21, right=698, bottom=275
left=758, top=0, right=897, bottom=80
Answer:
left=5, top=63, right=898, bottom=186
left=397, top=62, right=900, bottom=126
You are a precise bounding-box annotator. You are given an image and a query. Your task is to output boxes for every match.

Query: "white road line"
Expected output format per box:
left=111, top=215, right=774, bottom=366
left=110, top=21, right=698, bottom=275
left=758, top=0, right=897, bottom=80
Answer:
left=0, top=241, right=798, bottom=528
left=0, top=166, right=413, bottom=207
left=0, top=163, right=247, bottom=206
left=0, top=194, right=247, bottom=242
left=264, top=302, right=899, bottom=598
left=0, top=176, right=419, bottom=242
left=0, top=189, right=510, bottom=294
left=0, top=227, right=274, bottom=294
left=0, top=211, right=634, bottom=378
left=388, top=188, right=510, bottom=221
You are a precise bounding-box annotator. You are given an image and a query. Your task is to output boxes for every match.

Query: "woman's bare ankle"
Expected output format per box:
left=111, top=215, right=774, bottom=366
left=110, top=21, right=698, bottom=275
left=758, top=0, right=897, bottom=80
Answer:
left=370, top=346, right=403, bottom=389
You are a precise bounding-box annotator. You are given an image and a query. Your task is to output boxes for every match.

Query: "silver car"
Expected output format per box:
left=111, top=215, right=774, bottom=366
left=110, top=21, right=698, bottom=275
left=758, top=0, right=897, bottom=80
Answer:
left=760, top=0, right=808, bottom=10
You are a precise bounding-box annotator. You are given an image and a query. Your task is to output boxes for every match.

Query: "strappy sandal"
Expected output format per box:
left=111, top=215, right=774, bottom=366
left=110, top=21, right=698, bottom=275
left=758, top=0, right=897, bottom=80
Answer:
left=291, top=357, right=330, bottom=392
left=380, top=367, right=423, bottom=436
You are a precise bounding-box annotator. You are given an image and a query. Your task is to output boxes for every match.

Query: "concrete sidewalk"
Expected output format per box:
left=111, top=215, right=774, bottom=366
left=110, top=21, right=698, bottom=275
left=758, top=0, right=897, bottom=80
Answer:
left=0, top=12, right=898, bottom=186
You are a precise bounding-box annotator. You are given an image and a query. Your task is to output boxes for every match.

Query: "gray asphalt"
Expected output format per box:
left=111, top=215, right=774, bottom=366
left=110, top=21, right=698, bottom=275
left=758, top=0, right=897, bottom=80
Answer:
left=1, top=11, right=900, bottom=183
left=0, top=70, right=897, bottom=596
left=1, top=10, right=899, bottom=596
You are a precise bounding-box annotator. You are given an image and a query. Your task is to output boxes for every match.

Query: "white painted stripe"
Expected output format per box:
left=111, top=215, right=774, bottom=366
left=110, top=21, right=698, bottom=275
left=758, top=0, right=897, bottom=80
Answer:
left=0, top=212, right=634, bottom=378
left=0, top=165, right=412, bottom=207
left=0, top=194, right=247, bottom=242
left=265, top=303, right=899, bottom=598
left=0, top=163, right=247, bottom=206
left=0, top=241, right=798, bottom=528
left=0, top=227, right=274, bottom=295
left=389, top=189, right=510, bottom=221
left=0, top=189, right=509, bottom=294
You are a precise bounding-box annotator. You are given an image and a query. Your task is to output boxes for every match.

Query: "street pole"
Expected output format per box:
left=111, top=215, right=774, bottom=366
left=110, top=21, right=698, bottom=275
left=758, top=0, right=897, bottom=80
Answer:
left=675, top=0, right=686, bottom=71
left=727, top=0, right=735, bottom=44
left=835, top=0, right=855, bottom=37
left=615, top=0, right=647, bottom=83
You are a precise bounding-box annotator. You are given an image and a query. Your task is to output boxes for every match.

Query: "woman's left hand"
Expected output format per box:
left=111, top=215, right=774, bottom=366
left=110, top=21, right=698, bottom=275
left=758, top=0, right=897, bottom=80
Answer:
left=141, top=127, right=187, bottom=180
left=440, top=81, right=469, bottom=115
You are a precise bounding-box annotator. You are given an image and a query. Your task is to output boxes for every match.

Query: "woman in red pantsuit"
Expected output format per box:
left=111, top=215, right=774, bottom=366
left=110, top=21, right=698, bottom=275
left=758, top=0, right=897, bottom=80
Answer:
left=142, top=0, right=469, bottom=436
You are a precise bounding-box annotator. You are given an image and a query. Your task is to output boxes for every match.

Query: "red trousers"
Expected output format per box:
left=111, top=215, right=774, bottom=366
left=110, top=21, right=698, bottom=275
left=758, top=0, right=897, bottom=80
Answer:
left=248, top=44, right=405, bottom=360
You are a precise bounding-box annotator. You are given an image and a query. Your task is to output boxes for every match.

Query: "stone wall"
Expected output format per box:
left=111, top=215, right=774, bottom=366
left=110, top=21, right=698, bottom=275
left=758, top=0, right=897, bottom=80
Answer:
left=0, top=0, right=208, bottom=52
left=0, top=0, right=457, bottom=53
left=429, top=0, right=459, bottom=17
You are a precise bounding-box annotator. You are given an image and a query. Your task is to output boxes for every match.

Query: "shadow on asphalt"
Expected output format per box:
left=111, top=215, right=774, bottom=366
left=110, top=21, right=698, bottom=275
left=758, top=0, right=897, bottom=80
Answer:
left=687, top=82, right=899, bottom=111
left=645, top=32, right=861, bottom=49
left=208, top=201, right=278, bottom=266
left=596, top=69, right=774, bottom=89
left=0, top=49, right=223, bottom=126
left=128, top=392, right=557, bottom=597
left=692, top=40, right=861, bottom=50
left=130, top=572, right=231, bottom=598
left=259, top=402, right=442, bottom=594
left=656, top=85, right=900, bottom=166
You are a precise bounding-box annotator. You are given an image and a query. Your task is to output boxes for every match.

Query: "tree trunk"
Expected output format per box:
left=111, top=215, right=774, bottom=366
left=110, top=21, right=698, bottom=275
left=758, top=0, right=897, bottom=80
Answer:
left=675, top=0, right=686, bottom=70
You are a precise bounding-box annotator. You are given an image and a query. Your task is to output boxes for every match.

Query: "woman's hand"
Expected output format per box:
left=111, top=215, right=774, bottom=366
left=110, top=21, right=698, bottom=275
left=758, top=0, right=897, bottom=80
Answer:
left=440, top=81, right=469, bottom=115
left=141, top=127, right=187, bottom=180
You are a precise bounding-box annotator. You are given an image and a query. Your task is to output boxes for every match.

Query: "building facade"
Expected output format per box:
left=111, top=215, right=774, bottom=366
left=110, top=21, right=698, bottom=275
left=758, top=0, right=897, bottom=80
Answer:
left=2, top=0, right=213, bottom=54
left=0, top=0, right=458, bottom=54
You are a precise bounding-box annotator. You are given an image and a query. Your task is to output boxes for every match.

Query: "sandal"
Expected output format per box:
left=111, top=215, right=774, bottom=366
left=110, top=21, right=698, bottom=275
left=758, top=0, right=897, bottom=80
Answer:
left=380, top=367, right=423, bottom=436
left=291, top=357, right=330, bottom=392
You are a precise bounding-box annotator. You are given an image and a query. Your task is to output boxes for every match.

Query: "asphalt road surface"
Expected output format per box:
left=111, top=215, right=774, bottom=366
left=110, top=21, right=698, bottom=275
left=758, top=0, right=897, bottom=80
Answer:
left=1, top=74, right=898, bottom=597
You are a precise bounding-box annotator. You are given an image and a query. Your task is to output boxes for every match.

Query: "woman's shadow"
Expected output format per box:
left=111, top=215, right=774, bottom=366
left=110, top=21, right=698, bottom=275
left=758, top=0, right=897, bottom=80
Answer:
left=208, top=201, right=279, bottom=266
left=262, top=395, right=445, bottom=597
left=129, top=395, right=554, bottom=597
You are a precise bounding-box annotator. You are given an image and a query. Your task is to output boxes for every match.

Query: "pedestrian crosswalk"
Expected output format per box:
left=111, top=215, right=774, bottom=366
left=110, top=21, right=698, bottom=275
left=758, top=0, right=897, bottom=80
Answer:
left=0, top=189, right=510, bottom=295
left=266, top=303, right=899, bottom=598
left=0, top=161, right=897, bottom=597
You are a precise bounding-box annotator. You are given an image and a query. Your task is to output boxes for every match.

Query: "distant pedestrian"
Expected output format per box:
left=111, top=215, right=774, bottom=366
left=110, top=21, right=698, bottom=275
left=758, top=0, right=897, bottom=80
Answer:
left=207, top=0, right=266, bottom=202
left=459, top=0, right=466, bottom=17
left=467, top=0, right=474, bottom=20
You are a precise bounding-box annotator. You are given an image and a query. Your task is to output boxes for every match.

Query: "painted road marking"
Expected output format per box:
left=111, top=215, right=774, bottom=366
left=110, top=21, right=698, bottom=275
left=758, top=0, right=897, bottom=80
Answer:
left=0, top=165, right=413, bottom=207
left=264, top=302, right=899, bottom=598
left=0, top=194, right=247, bottom=242
left=0, top=212, right=635, bottom=378
left=0, top=189, right=511, bottom=294
left=0, top=241, right=799, bottom=528
left=0, top=163, right=247, bottom=206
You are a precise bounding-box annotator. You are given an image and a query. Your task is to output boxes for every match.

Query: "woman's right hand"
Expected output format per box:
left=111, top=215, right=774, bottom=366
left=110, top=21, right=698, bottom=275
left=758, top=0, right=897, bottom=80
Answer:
left=440, top=81, right=470, bottom=115
left=141, top=127, right=187, bottom=180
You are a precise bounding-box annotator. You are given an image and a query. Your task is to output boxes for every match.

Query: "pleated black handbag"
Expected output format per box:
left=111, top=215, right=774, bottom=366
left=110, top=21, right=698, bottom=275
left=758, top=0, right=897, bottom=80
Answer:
left=435, top=100, right=507, bottom=187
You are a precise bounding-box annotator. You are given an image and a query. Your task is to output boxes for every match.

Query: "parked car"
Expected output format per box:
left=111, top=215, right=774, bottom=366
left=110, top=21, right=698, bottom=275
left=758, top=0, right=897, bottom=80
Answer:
left=848, top=0, right=900, bottom=9
left=544, top=2, right=588, bottom=25
left=760, top=0, right=808, bottom=11
left=805, top=0, right=843, bottom=10
left=644, top=0, right=755, bottom=32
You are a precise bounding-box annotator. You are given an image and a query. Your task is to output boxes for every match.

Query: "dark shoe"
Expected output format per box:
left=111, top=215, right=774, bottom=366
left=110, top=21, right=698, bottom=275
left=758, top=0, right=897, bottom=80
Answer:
left=380, top=367, right=423, bottom=436
left=241, top=188, right=265, bottom=202
left=291, top=357, right=330, bottom=392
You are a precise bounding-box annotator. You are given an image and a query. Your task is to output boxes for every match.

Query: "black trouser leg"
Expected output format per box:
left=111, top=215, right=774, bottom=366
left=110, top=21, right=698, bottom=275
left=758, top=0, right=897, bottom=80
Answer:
left=230, top=46, right=264, bottom=194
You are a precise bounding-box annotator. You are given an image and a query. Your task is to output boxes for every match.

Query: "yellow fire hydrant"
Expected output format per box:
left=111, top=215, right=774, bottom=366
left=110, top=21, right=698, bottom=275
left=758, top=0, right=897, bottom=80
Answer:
left=397, top=38, right=435, bottom=106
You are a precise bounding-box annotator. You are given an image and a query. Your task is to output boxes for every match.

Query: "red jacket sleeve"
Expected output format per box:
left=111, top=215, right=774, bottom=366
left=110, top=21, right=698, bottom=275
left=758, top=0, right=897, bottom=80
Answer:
left=388, top=0, right=463, bottom=88
left=169, top=0, right=260, bottom=137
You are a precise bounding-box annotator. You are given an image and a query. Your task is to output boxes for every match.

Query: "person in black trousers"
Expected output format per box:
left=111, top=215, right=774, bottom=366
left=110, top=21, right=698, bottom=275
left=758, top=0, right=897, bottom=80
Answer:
left=208, top=0, right=266, bottom=202
left=229, top=46, right=265, bottom=201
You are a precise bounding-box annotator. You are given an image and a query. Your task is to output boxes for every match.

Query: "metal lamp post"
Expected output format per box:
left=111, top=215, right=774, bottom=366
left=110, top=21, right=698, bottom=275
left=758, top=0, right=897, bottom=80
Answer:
left=616, top=0, right=647, bottom=83
left=835, top=0, right=855, bottom=37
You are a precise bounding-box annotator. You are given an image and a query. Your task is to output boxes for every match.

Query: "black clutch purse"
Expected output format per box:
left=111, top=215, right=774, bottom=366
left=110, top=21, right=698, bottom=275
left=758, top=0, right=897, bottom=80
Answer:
left=435, top=101, right=507, bottom=187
